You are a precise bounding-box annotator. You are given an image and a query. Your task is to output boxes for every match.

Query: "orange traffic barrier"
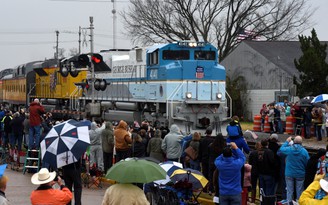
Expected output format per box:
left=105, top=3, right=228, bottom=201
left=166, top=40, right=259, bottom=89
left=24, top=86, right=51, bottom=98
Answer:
left=285, top=116, right=294, bottom=134
left=264, top=116, right=271, bottom=133
left=253, top=115, right=261, bottom=132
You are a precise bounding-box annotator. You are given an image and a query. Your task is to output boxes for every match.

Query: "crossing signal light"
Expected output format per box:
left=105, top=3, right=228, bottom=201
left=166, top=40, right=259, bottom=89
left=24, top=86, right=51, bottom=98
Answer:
left=91, top=53, right=111, bottom=72
left=59, top=54, right=91, bottom=77
left=94, top=79, right=109, bottom=91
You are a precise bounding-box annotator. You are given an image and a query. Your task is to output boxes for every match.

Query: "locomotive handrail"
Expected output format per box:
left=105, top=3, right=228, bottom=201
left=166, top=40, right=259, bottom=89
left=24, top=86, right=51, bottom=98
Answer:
left=226, top=91, right=232, bottom=119
left=166, top=81, right=187, bottom=121
left=70, top=87, right=82, bottom=110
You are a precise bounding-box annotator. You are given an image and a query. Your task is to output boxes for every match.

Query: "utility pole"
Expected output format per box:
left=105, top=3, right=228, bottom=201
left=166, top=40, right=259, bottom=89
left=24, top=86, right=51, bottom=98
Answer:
left=55, top=30, right=59, bottom=60
left=90, top=16, right=95, bottom=104
left=111, top=0, right=116, bottom=49
left=78, top=26, right=81, bottom=54
left=277, top=56, right=281, bottom=102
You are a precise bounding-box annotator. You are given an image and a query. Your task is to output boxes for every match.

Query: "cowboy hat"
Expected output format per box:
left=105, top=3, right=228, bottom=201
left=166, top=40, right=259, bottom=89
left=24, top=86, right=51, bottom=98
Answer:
left=320, top=178, right=328, bottom=193
left=31, top=168, right=56, bottom=185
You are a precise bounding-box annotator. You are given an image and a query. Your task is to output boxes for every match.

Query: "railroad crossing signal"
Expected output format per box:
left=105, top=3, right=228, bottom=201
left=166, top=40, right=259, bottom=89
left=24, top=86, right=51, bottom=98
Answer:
left=91, top=53, right=111, bottom=72
left=94, top=79, right=109, bottom=91
left=59, top=53, right=110, bottom=77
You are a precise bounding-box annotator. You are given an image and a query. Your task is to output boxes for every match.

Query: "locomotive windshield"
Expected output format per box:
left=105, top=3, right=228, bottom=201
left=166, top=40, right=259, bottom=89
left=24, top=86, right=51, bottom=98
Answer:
left=194, top=51, right=216, bottom=60
left=162, top=50, right=189, bottom=60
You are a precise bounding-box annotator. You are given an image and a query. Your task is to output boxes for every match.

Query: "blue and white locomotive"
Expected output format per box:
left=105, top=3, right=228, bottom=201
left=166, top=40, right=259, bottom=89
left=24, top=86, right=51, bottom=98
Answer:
left=81, top=41, right=230, bottom=134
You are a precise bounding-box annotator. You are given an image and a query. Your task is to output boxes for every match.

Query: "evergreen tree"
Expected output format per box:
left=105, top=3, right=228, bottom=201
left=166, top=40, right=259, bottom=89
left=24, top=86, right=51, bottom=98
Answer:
left=226, top=75, right=247, bottom=118
left=294, top=29, right=328, bottom=97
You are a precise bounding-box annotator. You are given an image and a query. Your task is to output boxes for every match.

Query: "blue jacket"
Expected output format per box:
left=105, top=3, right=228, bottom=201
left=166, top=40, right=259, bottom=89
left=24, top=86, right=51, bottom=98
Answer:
left=279, top=141, right=309, bottom=178
left=226, top=136, right=250, bottom=154
left=215, top=148, right=246, bottom=196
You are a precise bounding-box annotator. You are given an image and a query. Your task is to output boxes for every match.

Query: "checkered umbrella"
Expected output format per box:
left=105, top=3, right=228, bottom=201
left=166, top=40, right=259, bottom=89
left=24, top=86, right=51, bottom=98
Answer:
left=154, top=161, right=183, bottom=185
left=41, top=119, right=90, bottom=168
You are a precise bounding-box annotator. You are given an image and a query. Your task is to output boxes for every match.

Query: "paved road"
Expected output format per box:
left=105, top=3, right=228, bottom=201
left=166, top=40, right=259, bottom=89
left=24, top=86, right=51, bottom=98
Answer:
left=4, top=167, right=109, bottom=205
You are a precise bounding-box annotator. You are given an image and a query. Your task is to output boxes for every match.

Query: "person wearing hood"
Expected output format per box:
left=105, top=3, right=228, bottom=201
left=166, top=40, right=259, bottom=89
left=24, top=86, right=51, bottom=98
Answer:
left=114, top=120, right=132, bottom=162
left=226, top=116, right=250, bottom=154
left=214, top=142, right=246, bottom=205
left=101, top=121, right=114, bottom=174
left=89, top=122, right=103, bottom=171
left=279, top=136, right=310, bottom=203
left=28, top=98, right=45, bottom=150
left=147, top=129, right=164, bottom=162
left=161, top=124, right=184, bottom=162
left=299, top=174, right=328, bottom=205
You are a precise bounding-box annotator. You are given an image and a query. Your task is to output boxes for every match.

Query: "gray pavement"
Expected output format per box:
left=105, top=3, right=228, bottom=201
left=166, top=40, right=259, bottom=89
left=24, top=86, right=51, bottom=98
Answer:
left=4, top=168, right=109, bottom=205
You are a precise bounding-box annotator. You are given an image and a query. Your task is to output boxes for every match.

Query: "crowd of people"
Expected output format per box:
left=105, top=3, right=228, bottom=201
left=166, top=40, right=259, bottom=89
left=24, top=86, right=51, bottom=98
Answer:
left=260, top=100, right=328, bottom=141
left=1, top=97, right=328, bottom=205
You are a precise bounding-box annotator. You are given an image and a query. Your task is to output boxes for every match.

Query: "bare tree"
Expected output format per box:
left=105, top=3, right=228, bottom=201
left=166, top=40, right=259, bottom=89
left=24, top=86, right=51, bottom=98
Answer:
left=122, top=0, right=314, bottom=61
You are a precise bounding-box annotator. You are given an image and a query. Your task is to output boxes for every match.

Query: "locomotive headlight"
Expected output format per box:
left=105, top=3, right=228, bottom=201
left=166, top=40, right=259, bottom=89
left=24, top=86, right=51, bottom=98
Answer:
left=186, top=92, right=192, bottom=99
left=188, top=42, right=197, bottom=47
left=216, top=92, right=222, bottom=99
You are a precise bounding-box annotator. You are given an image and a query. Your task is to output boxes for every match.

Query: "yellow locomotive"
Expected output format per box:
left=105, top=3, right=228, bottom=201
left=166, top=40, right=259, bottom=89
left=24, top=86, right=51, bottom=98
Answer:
left=0, top=58, right=87, bottom=118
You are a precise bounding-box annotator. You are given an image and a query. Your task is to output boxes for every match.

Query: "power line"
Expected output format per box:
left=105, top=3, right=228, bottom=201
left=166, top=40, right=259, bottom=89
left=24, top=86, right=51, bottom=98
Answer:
left=0, top=40, right=77, bottom=46
left=49, top=0, right=129, bottom=2
left=0, top=31, right=54, bottom=35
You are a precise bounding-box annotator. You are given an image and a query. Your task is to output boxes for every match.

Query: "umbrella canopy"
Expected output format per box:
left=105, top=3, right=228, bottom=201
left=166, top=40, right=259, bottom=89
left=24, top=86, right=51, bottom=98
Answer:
left=154, top=161, right=183, bottom=185
left=311, top=94, right=328, bottom=103
left=41, top=119, right=90, bottom=168
left=105, top=158, right=166, bottom=183
left=170, top=168, right=208, bottom=190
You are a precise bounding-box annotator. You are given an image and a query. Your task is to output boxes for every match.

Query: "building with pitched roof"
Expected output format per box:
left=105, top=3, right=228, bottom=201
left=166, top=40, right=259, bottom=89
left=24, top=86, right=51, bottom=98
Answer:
left=221, top=41, right=304, bottom=120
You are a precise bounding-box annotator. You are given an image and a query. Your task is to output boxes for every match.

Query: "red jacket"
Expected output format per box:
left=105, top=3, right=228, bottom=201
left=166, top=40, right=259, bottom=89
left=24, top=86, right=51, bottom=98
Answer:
left=29, top=102, right=46, bottom=126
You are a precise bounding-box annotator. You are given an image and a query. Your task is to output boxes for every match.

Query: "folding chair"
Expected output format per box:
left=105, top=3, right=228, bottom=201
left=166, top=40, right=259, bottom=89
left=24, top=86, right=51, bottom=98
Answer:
left=88, top=163, right=103, bottom=188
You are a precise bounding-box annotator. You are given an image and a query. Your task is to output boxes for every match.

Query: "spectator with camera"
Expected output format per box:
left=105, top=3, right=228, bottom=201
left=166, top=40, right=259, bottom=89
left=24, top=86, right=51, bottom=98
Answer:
left=279, top=136, right=309, bottom=203
left=214, top=142, right=246, bottom=205
left=30, top=168, right=72, bottom=205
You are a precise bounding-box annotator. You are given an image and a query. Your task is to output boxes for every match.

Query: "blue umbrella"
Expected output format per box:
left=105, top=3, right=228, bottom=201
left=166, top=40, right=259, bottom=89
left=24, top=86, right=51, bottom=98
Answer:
left=311, top=94, right=328, bottom=103
left=0, top=164, right=7, bottom=177
left=40, top=119, right=90, bottom=168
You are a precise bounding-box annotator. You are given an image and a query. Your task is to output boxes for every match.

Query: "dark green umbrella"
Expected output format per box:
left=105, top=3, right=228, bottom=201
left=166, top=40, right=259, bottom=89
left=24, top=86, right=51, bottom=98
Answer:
left=105, top=158, right=166, bottom=183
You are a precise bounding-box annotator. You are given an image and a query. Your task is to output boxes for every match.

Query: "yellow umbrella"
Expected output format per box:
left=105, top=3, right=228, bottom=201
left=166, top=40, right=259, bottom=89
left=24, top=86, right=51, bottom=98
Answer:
left=170, top=168, right=208, bottom=190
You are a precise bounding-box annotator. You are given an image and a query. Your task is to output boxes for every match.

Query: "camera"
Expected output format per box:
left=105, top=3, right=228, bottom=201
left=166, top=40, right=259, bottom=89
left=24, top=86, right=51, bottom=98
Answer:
left=54, top=174, right=59, bottom=181
left=226, top=142, right=232, bottom=147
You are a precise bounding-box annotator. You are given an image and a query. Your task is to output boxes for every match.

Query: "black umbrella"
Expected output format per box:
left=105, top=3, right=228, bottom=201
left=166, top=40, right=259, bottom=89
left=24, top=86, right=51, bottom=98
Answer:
left=313, top=103, right=326, bottom=109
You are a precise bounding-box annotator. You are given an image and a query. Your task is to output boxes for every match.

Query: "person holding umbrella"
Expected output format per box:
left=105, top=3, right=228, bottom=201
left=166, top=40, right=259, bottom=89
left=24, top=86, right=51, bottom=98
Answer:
left=30, top=168, right=72, bottom=205
left=103, top=158, right=167, bottom=205
left=40, top=119, right=91, bottom=205
left=101, top=183, right=150, bottom=205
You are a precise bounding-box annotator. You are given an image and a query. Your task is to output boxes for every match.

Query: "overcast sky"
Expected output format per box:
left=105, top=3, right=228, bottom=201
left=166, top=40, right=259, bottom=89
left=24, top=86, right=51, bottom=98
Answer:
left=1, top=0, right=327, bottom=69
